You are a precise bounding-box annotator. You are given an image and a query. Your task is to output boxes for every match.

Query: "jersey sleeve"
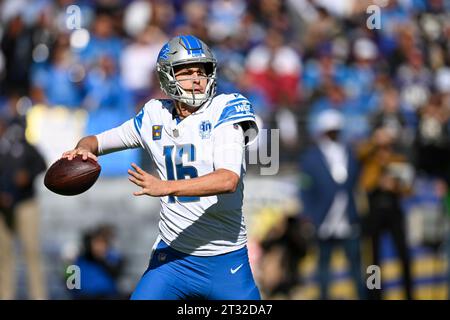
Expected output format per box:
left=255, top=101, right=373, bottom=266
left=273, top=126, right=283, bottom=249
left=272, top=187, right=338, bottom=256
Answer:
left=212, top=123, right=245, bottom=177
left=214, top=93, right=259, bottom=146
left=96, top=107, right=145, bottom=155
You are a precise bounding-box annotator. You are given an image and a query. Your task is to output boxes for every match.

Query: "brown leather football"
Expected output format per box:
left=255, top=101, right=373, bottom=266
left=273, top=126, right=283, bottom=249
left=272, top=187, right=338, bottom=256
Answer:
left=44, top=156, right=101, bottom=196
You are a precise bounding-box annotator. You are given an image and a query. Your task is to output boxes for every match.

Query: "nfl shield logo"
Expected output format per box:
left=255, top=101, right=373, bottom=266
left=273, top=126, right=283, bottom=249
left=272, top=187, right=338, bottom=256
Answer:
left=158, top=253, right=167, bottom=262
left=152, top=125, right=163, bottom=140
left=199, top=121, right=212, bottom=139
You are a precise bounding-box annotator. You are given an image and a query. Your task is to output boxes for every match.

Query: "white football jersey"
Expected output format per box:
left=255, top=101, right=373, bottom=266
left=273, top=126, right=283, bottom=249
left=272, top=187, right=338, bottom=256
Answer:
left=130, top=93, right=258, bottom=256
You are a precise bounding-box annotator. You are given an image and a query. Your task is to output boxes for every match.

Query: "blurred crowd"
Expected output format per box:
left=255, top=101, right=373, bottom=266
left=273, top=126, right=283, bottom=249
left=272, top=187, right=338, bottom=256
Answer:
left=1, top=0, right=450, bottom=299
left=0, top=0, right=449, bottom=164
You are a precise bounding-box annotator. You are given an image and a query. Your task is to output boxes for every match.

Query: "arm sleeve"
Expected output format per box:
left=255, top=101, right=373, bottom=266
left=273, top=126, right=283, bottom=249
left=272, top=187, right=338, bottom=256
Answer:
left=214, top=94, right=259, bottom=146
left=212, top=123, right=245, bottom=177
left=95, top=118, right=143, bottom=155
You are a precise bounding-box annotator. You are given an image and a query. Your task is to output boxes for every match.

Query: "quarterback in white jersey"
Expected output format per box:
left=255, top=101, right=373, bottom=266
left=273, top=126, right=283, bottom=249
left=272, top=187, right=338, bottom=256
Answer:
left=62, top=35, right=261, bottom=299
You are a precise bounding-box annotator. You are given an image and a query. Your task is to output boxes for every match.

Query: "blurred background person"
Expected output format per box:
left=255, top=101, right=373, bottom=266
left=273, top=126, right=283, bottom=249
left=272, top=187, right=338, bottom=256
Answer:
left=411, top=92, right=450, bottom=297
left=30, top=35, right=84, bottom=109
left=412, top=94, right=450, bottom=188
left=300, top=109, right=365, bottom=300
left=368, top=86, right=411, bottom=155
left=357, top=126, right=414, bottom=300
left=78, top=11, right=123, bottom=68
left=120, top=26, right=168, bottom=107
left=257, top=214, right=312, bottom=299
left=68, top=224, right=125, bottom=300
left=0, top=115, right=47, bottom=300
left=0, top=14, right=33, bottom=97
left=82, top=54, right=140, bottom=176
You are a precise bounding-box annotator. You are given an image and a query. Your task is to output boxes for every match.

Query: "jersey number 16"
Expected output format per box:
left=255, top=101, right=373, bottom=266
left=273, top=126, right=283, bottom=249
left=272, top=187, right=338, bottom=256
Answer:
left=163, top=144, right=199, bottom=203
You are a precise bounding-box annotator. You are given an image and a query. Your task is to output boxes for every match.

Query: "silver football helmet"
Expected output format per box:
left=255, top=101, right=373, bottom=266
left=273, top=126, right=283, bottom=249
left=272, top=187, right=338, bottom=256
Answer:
left=156, top=35, right=217, bottom=108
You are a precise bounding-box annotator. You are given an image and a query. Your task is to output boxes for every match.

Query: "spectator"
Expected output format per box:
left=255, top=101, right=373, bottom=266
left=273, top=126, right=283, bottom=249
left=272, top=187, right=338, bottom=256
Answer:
left=245, top=28, right=301, bottom=111
left=396, top=48, right=433, bottom=112
left=413, top=94, right=450, bottom=185
left=258, top=215, right=312, bottom=298
left=31, top=35, right=84, bottom=108
left=300, top=109, right=365, bottom=300
left=371, top=88, right=406, bottom=134
left=120, top=26, right=168, bottom=106
left=78, top=12, right=123, bottom=67
left=0, top=15, right=33, bottom=96
left=150, top=0, right=177, bottom=35
left=83, top=54, right=140, bottom=176
left=208, top=0, right=247, bottom=42
left=180, top=0, right=209, bottom=41
left=346, top=37, right=378, bottom=101
left=0, top=115, right=48, bottom=300
left=412, top=93, right=450, bottom=263
left=369, top=87, right=412, bottom=154
left=69, top=225, right=125, bottom=300
left=357, top=127, right=414, bottom=300
left=302, top=42, right=348, bottom=100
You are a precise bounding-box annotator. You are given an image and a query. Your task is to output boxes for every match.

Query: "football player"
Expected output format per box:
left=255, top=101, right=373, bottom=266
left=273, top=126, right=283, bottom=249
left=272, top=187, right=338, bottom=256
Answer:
left=62, top=35, right=260, bottom=299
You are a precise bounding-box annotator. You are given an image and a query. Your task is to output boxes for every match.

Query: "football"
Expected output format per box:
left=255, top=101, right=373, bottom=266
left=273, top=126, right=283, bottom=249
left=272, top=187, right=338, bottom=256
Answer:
left=44, top=156, right=101, bottom=196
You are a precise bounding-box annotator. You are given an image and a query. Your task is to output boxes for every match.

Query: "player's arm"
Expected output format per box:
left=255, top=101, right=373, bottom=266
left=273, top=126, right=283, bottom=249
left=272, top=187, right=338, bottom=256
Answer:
left=62, top=117, right=143, bottom=161
left=129, top=165, right=239, bottom=197
left=128, top=123, right=245, bottom=197
left=168, top=169, right=239, bottom=196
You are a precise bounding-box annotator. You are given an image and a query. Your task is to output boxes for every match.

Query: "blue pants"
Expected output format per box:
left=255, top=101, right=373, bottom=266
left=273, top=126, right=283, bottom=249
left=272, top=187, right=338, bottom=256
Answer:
left=131, top=239, right=261, bottom=300
left=318, top=237, right=366, bottom=300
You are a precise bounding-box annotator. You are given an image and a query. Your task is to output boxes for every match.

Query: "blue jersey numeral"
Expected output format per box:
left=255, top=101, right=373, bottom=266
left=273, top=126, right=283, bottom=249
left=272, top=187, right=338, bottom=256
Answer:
left=163, top=145, right=176, bottom=203
left=163, top=144, right=199, bottom=203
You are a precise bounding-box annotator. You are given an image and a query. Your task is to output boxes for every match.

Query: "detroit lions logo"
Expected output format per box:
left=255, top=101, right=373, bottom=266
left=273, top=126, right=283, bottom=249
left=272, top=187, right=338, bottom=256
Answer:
left=199, top=120, right=212, bottom=139
left=158, top=43, right=170, bottom=61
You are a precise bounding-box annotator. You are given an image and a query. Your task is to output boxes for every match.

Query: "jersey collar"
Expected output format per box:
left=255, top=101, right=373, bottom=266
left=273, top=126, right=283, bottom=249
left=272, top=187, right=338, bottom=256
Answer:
left=171, top=98, right=212, bottom=122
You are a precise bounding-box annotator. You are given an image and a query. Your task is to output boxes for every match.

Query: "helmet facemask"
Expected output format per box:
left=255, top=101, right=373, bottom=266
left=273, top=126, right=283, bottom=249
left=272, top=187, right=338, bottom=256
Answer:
left=156, top=35, right=218, bottom=108
left=158, top=61, right=217, bottom=108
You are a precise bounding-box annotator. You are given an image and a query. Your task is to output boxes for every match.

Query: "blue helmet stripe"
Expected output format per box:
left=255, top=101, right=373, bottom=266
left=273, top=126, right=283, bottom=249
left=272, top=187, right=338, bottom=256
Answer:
left=186, top=35, right=197, bottom=49
left=180, top=35, right=204, bottom=56
left=180, top=35, right=192, bottom=54
left=189, top=35, right=204, bottom=56
left=187, top=35, right=201, bottom=49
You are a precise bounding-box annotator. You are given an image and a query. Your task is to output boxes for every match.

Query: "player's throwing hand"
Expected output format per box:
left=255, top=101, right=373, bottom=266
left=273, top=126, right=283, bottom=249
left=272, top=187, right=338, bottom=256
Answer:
left=128, top=163, right=168, bottom=197
left=62, top=148, right=98, bottom=161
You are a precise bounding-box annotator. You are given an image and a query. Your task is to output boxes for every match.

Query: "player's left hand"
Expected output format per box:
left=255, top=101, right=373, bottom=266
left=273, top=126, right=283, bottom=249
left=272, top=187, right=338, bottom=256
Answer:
left=128, top=163, right=168, bottom=197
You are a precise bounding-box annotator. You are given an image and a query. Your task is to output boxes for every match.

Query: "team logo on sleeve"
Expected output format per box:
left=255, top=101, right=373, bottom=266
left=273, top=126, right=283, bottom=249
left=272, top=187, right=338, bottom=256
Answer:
left=199, top=120, right=212, bottom=139
left=152, top=125, right=163, bottom=140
